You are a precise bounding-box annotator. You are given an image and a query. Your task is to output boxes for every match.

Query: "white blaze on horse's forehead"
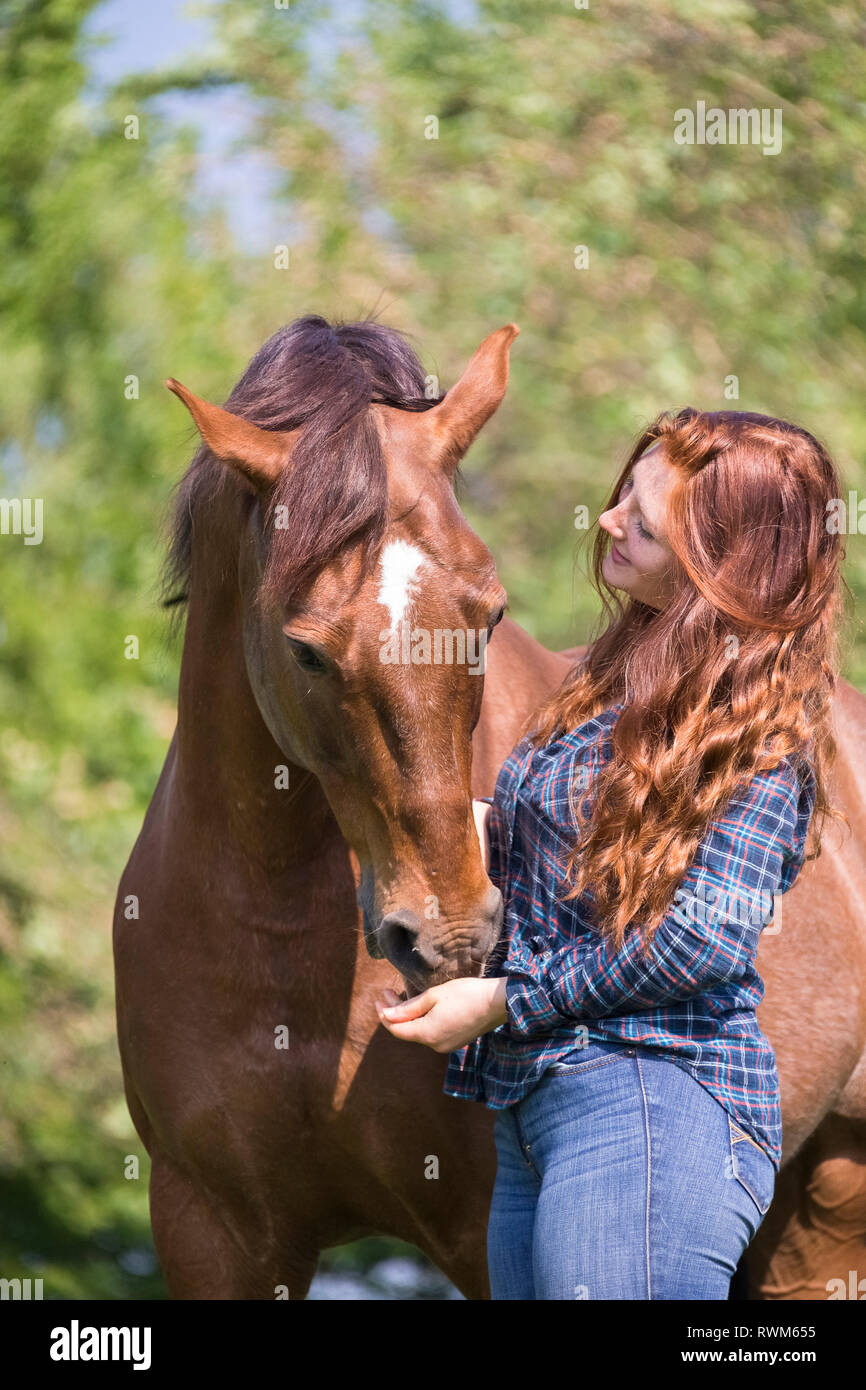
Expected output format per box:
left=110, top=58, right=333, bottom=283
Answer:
left=377, top=539, right=427, bottom=630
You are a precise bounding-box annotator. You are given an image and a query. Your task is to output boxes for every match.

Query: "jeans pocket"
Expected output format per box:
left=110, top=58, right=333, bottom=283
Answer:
left=727, top=1115, right=775, bottom=1218
left=547, top=1045, right=635, bottom=1075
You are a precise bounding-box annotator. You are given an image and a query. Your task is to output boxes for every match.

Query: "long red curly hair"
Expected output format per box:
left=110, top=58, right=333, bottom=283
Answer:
left=524, top=408, right=851, bottom=953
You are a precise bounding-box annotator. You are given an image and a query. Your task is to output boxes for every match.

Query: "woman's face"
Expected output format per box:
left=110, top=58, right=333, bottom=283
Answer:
left=599, top=443, right=678, bottom=610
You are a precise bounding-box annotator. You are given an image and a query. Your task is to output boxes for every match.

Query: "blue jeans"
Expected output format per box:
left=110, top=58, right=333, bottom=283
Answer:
left=486, top=1038, right=776, bottom=1299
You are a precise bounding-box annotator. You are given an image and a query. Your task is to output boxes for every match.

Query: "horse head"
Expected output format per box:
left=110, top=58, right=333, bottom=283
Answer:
left=166, top=317, right=518, bottom=993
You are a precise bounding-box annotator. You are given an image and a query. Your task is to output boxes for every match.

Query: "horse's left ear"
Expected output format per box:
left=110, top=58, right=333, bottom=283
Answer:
left=420, top=323, right=520, bottom=475
left=165, top=378, right=300, bottom=491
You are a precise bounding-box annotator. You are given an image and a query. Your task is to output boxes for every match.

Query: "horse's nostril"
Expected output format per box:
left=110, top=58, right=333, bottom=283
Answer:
left=378, top=910, right=439, bottom=976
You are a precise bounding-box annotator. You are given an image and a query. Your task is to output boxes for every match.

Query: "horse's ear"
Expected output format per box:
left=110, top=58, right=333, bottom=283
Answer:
left=421, top=323, right=520, bottom=475
left=165, top=378, right=300, bottom=491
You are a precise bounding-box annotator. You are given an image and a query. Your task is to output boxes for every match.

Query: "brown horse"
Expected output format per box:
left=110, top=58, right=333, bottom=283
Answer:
left=114, top=316, right=866, bottom=1299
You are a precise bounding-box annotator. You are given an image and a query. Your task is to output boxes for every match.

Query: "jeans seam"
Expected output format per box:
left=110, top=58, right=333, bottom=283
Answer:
left=635, top=1055, right=652, bottom=1301
left=513, top=1107, right=542, bottom=1179
left=547, top=1053, right=632, bottom=1076
left=729, top=1119, right=766, bottom=1156
left=728, top=1118, right=773, bottom=1216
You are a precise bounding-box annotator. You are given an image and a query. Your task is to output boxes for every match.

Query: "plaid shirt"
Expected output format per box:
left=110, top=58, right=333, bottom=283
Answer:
left=445, top=704, right=817, bottom=1168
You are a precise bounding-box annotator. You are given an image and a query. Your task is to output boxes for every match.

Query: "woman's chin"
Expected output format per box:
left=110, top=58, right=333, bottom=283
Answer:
left=603, top=561, right=631, bottom=595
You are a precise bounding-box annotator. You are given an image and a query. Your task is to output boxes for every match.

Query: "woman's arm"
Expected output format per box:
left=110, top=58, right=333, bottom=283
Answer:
left=501, top=756, right=811, bottom=1040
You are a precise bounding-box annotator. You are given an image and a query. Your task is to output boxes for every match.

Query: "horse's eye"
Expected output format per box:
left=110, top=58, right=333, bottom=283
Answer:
left=487, top=606, right=506, bottom=636
left=287, top=639, right=328, bottom=674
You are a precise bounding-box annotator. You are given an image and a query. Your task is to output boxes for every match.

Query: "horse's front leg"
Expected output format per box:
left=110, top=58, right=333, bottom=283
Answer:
left=149, top=1156, right=319, bottom=1300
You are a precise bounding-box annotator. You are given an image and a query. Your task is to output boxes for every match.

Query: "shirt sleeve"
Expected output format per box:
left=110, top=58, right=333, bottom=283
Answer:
left=777, top=753, right=817, bottom=890
left=502, top=755, right=809, bottom=1040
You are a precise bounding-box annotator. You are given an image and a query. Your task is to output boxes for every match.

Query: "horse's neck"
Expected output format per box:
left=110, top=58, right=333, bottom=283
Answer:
left=171, top=490, right=335, bottom=872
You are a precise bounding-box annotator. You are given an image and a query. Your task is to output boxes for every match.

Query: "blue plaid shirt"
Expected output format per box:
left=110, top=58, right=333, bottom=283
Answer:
left=445, top=704, right=817, bottom=1168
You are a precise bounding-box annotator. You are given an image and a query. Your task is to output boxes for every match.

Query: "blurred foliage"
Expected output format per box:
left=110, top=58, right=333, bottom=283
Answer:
left=0, top=0, right=864, bottom=1297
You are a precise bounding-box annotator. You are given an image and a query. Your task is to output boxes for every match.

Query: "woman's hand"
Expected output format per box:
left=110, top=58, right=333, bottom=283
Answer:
left=375, top=976, right=508, bottom=1052
left=375, top=799, right=502, bottom=1050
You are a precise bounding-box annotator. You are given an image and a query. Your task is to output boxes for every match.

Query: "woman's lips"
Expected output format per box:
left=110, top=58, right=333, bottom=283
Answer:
left=610, top=542, right=630, bottom=564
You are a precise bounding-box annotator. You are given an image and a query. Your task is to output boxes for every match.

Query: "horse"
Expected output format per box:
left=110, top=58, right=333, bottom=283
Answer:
left=113, top=316, right=866, bottom=1299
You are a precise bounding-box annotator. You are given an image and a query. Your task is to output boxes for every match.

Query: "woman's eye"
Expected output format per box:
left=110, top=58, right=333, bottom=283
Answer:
left=620, top=477, right=652, bottom=539
left=288, top=640, right=328, bottom=673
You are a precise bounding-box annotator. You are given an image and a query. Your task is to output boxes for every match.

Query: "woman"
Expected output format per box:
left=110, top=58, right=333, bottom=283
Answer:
left=375, top=407, right=845, bottom=1299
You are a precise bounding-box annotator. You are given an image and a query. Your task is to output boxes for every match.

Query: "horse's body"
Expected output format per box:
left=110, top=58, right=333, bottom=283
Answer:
left=114, top=319, right=866, bottom=1298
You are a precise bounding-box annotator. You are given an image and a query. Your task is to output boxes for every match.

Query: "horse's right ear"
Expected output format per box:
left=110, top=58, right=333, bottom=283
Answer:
left=166, top=379, right=300, bottom=491
left=420, top=323, right=520, bottom=476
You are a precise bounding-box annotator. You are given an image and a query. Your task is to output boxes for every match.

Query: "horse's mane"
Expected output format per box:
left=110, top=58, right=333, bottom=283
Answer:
left=163, top=314, right=442, bottom=610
